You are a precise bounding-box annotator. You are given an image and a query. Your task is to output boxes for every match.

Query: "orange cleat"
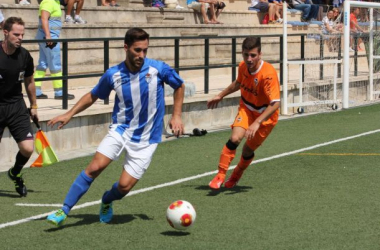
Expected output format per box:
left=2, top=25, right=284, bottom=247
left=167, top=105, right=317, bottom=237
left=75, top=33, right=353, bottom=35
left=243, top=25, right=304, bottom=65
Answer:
left=209, top=173, right=226, bottom=190
left=224, top=169, right=243, bottom=188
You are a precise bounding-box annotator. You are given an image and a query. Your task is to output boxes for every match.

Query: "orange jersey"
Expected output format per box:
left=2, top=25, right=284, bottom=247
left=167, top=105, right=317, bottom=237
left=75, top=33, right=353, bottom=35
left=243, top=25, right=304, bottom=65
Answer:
left=350, top=13, right=357, bottom=30
left=236, top=60, right=280, bottom=125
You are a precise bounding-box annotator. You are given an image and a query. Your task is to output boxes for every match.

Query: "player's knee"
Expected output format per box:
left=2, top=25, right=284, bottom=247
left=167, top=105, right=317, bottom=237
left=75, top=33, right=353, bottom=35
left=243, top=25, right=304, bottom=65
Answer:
left=21, top=147, right=33, bottom=158
left=229, top=135, right=242, bottom=146
left=117, top=182, right=133, bottom=194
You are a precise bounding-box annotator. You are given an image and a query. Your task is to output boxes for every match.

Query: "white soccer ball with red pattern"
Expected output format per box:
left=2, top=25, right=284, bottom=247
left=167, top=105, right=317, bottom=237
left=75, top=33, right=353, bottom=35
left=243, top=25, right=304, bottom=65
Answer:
left=166, top=200, right=196, bottom=230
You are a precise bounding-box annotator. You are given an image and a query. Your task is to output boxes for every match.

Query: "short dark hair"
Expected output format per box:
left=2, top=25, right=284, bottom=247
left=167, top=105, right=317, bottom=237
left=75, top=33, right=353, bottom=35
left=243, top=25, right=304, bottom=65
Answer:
left=242, top=37, right=261, bottom=53
left=124, top=28, right=150, bottom=47
left=3, top=17, right=25, bottom=32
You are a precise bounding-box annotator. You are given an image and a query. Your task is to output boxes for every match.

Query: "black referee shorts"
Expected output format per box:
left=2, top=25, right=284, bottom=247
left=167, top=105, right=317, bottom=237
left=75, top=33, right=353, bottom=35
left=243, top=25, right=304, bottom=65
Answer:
left=0, top=100, right=34, bottom=143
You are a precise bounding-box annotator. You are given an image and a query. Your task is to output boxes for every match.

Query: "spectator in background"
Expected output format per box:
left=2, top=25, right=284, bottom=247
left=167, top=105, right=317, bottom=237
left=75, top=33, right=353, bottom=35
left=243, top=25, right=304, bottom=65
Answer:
left=101, top=0, right=119, bottom=6
left=35, top=0, right=75, bottom=100
left=332, top=7, right=343, bottom=31
left=292, top=0, right=319, bottom=22
left=350, top=7, right=365, bottom=52
left=0, top=10, right=4, bottom=29
left=269, top=0, right=283, bottom=24
left=322, top=10, right=340, bottom=51
left=214, top=1, right=226, bottom=20
left=187, top=0, right=220, bottom=24
left=61, top=0, right=87, bottom=24
left=250, top=0, right=277, bottom=25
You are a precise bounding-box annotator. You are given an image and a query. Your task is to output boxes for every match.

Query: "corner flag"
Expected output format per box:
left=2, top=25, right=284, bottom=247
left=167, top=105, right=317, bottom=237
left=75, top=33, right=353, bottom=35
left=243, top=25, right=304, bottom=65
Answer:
left=30, top=118, right=59, bottom=167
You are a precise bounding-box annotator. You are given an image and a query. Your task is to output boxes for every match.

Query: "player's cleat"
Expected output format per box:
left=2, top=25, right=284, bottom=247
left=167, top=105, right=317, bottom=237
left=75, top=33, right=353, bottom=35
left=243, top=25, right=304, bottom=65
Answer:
left=47, top=209, right=67, bottom=227
left=209, top=173, right=225, bottom=190
left=224, top=169, right=243, bottom=188
left=8, top=169, right=27, bottom=197
left=99, top=202, right=113, bottom=223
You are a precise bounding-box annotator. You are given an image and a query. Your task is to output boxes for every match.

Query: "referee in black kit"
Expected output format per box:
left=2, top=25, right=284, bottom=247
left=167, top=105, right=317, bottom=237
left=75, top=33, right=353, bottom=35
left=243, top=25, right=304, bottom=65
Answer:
left=0, top=17, right=39, bottom=197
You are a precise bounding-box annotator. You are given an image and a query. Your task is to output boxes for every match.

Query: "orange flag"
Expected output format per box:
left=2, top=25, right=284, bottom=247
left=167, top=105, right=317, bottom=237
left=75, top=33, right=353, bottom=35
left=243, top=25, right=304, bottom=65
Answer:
left=31, top=129, right=59, bottom=168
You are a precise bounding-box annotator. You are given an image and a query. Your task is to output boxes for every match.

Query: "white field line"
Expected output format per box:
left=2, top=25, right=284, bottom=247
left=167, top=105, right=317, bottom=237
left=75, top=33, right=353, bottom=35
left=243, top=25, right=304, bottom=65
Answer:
left=2, top=128, right=380, bottom=230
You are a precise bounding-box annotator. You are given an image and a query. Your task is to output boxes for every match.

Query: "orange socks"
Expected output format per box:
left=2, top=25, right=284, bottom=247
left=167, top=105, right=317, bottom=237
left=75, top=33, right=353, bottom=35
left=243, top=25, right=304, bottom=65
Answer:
left=234, top=155, right=254, bottom=175
left=218, top=145, right=236, bottom=175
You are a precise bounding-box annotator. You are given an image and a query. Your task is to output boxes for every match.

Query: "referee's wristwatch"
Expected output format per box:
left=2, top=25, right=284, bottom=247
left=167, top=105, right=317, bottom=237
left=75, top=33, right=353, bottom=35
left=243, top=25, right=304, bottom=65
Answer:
left=30, top=105, right=38, bottom=109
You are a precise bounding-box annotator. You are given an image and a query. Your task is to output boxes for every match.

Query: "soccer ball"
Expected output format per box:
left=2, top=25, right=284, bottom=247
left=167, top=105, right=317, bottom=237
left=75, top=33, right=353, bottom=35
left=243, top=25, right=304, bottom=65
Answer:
left=166, top=200, right=196, bottom=230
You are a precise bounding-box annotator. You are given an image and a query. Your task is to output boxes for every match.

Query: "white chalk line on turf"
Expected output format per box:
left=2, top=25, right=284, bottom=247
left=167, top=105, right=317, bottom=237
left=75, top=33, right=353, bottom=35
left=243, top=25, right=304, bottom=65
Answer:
left=2, top=128, right=380, bottom=230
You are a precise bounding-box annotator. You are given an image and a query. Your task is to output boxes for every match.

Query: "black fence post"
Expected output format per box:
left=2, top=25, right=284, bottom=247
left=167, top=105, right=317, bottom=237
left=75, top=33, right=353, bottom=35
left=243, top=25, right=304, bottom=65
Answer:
left=62, top=41, right=68, bottom=110
left=175, top=39, right=180, bottom=74
left=204, top=38, right=209, bottom=94
left=104, top=40, right=110, bottom=105
left=232, top=38, right=236, bottom=83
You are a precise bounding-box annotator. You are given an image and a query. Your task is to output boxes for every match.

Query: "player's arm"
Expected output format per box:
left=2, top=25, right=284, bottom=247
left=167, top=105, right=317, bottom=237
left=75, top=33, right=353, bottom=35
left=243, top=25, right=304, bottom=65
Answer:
left=40, top=10, right=53, bottom=45
left=207, top=80, right=240, bottom=109
left=245, top=101, right=280, bottom=140
left=169, top=83, right=185, bottom=137
left=24, top=75, right=38, bottom=122
left=48, top=92, right=98, bottom=129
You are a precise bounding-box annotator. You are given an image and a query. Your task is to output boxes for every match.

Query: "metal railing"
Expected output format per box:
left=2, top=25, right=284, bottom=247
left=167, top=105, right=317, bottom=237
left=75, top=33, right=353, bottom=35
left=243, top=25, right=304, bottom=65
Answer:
left=24, top=33, right=360, bottom=109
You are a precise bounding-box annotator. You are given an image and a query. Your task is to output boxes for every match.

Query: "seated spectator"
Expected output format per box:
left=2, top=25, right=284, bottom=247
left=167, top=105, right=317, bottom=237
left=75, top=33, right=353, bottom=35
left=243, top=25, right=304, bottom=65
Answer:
left=61, top=0, right=87, bottom=24
left=250, top=0, right=277, bottom=24
left=187, top=0, right=220, bottom=24
left=350, top=7, right=365, bottom=52
left=269, top=0, right=283, bottom=24
left=322, top=10, right=340, bottom=51
left=332, top=7, right=343, bottom=31
left=214, top=1, right=226, bottom=20
left=102, top=0, right=119, bottom=7
left=292, top=0, right=319, bottom=22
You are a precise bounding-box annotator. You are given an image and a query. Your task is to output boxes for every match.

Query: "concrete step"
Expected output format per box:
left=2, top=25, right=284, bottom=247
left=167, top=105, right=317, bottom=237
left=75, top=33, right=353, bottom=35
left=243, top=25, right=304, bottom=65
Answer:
left=0, top=4, right=303, bottom=27
left=1, top=0, right=272, bottom=11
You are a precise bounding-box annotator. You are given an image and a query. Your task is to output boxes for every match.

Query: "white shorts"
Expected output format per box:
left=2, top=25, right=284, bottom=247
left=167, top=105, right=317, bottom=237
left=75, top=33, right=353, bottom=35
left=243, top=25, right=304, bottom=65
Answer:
left=188, top=2, right=209, bottom=12
left=97, top=127, right=158, bottom=180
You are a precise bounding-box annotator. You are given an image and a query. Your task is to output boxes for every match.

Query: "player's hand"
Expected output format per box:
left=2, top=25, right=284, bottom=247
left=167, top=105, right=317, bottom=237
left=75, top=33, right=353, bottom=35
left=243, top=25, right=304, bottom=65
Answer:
left=169, top=115, right=184, bottom=138
left=245, top=121, right=260, bottom=140
left=29, top=108, right=39, bottom=125
left=48, top=114, right=72, bottom=130
left=207, top=95, right=222, bottom=109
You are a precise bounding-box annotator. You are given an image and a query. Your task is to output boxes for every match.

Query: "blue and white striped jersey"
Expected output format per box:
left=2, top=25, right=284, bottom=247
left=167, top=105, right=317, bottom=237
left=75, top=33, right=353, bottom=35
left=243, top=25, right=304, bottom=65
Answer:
left=91, top=58, right=183, bottom=144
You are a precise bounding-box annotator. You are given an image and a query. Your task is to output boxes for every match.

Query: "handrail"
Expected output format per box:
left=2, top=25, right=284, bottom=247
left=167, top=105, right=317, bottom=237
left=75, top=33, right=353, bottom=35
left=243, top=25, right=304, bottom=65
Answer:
left=22, top=33, right=352, bottom=109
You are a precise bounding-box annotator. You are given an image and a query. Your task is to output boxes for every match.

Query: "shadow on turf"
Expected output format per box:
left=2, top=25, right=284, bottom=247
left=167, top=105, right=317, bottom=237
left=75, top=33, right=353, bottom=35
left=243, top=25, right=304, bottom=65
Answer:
left=43, top=213, right=149, bottom=232
left=161, top=231, right=190, bottom=236
left=195, top=185, right=253, bottom=196
left=0, top=189, right=38, bottom=198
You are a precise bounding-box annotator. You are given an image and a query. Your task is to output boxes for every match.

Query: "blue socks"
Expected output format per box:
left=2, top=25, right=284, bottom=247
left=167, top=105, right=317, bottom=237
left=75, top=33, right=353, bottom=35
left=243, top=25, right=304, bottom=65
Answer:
left=62, top=171, right=94, bottom=215
left=102, top=182, right=126, bottom=204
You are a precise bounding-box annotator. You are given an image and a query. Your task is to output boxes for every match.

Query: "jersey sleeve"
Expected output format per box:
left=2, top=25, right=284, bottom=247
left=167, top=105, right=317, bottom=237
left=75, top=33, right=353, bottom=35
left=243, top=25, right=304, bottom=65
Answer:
left=263, top=72, right=280, bottom=103
left=236, top=61, right=245, bottom=84
left=160, top=62, right=184, bottom=89
left=91, top=71, right=113, bottom=100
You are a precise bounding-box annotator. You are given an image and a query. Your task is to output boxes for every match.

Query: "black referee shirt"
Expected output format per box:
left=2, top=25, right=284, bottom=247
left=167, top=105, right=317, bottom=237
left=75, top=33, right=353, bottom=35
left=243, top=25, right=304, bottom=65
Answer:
left=0, top=45, right=34, bottom=105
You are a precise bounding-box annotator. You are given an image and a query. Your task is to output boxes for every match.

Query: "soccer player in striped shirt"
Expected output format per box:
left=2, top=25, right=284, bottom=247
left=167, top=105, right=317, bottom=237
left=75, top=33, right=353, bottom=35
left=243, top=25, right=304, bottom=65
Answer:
left=46, top=28, right=185, bottom=226
left=208, top=37, right=280, bottom=190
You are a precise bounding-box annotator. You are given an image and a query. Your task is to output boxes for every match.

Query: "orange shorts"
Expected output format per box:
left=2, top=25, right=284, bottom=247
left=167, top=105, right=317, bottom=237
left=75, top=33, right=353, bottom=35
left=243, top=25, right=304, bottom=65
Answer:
left=231, top=106, right=276, bottom=151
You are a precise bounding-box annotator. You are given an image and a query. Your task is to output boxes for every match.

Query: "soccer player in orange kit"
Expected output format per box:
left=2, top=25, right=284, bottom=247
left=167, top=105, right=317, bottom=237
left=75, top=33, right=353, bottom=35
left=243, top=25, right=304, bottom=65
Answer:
left=207, top=37, right=280, bottom=190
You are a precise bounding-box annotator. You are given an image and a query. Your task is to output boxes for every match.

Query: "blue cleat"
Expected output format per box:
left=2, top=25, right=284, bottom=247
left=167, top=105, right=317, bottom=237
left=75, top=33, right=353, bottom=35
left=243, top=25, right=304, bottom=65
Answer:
left=99, top=202, right=113, bottom=223
left=47, top=209, right=67, bottom=227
